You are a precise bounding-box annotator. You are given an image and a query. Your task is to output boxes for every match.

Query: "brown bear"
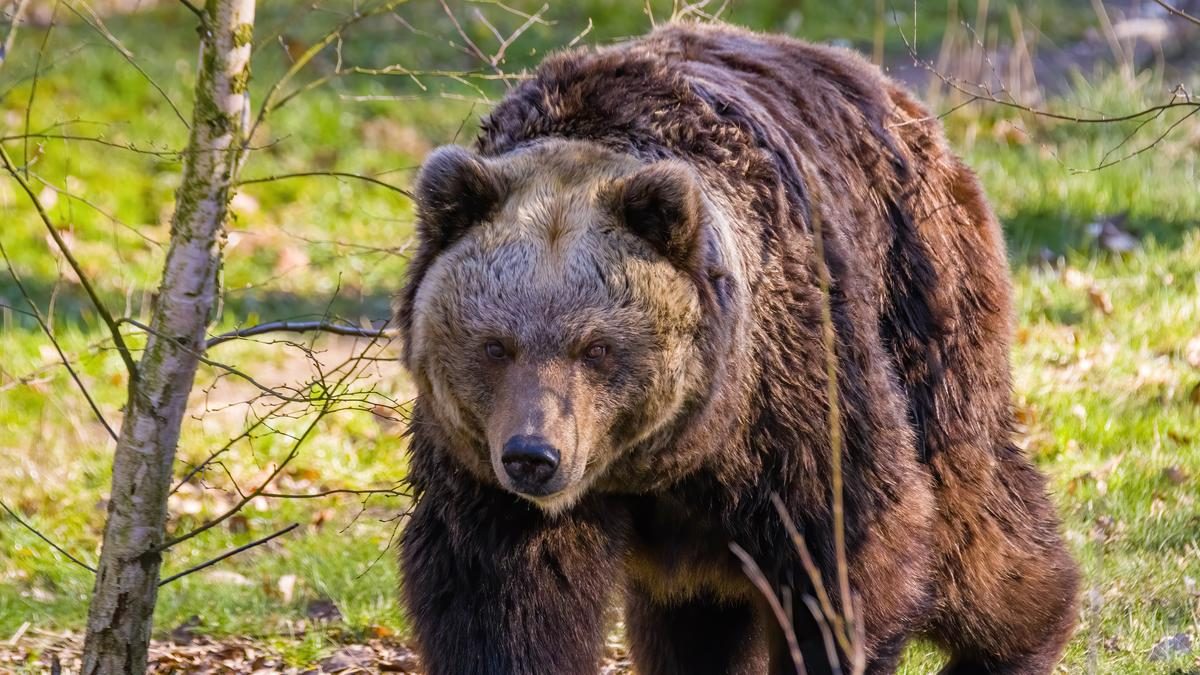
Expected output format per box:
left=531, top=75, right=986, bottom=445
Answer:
left=396, top=22, right=1079, bottom=675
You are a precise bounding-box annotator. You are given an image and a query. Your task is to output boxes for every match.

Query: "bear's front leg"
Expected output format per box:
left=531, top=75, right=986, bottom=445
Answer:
left=626, top=585, right=767, bottom=675
left=401, top=483, right=627, bottom=675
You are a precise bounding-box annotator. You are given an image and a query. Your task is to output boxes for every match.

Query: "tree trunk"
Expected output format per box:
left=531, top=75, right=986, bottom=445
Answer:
left=81, top=2, right=255, bottom=673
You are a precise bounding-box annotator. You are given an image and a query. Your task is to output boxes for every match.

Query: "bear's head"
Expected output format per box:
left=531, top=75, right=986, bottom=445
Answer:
left=400, top=140, right=743, bottom=514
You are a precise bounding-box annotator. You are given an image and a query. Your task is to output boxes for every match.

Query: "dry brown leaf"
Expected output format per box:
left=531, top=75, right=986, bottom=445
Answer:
left=1087, top=285, right=1113, bottom=315
left=1168, top=429, right=1193, bottom=445
left=311, top=508, right=336, bottom=529
left=1163, top=466, right=1189, bottom=486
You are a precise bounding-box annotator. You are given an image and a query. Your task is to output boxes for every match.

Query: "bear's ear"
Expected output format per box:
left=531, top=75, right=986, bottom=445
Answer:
left=414, top=145, right=505, bottom=251
left=611, top=161, right=703, bottom=269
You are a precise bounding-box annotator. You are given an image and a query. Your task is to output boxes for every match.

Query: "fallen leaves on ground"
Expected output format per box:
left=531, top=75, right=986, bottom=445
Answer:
left=0, top=630, right=636, bottom=674
left=1, top=630, right=420, bottom=673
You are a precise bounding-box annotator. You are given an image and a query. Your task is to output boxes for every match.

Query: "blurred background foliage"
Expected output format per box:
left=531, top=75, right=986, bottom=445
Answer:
left=1, top=0, right=1199, bottom=671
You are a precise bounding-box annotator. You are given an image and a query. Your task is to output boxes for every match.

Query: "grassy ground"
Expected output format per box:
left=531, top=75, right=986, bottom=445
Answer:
left=1, top=1, right=1199, bottom=671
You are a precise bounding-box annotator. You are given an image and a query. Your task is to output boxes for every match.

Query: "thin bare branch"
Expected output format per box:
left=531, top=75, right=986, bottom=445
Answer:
left=772, top=494, right=853, bottom=659
left=0, top=0, right=32, bottom=68
left=172, top=399, right=291, bottom=494
left=468, top=0, right=551, bottom=25
left=258, top=486, right=409, bottom=499
left=807, top=182, right=853, bottom=641
left=1079, top=104, right=1200, bottom=172
left=1, top=499, right=97, bottom=573
left=176, top=0, right=205, bottom=22
left=491, top=3, right=548, bottom=70
left=0, top=330, right=119, bottom=393
left=121, top=318, right=319, bottom=403
left=895, top=11, right=1199, bottom=124
left=158, top=523, right=299, bottom=586
left=0, top=144, right=139, bottom=378
left=2, top=132, right=185, bottom=157
left=567, top=18, right=593, bottom=48
left=730, top=543, right=805, bottom=674
left=1153, top=0, right=1200, bottom=26
left=27, top=169, right=165, bottom=247
left=21, top=0, right=54, bottom=178
left=893, top=7, right=1200, bottom=174
left=63, top=1, right=190, bottom=128
left=158, top=405, right=327, bottom=552
left=206, top=320, right=396, bottom=349
left=236, top=170, right=413, bottom=199
left=249, top=0, right=409, bottom=143
left=0, top=241, right=118, bottom=440
left=802, top=595, right=847, bottom=675
left=439, top=0, right=497, bottom=76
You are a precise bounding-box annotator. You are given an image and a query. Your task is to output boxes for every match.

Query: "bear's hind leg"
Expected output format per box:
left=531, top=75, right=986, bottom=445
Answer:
left=626, top=586, right=766, bottom=675
left=927, top=451, right=1079, bottom=675
left=938, top=647, right=1067, bottom=675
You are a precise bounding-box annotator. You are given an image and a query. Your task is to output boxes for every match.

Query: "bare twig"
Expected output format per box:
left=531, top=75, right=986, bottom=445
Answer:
left=20, top=0, right=53, bottom=178
left=249, top=0, right=409, bottom=144
left=730, top=543, right=805, bottom=674
left=0, top=499, right=96, bottom=573
left=158, top=405, right=327, bottom=552
left=439, top=0, right=498, bottom=76
left=236, top=170, right=413, bottom=198
left=809, top=189, right=853, bottom=646
left=157, top=523, right=299, bottom=586
left=0, top=145, right=138, bottom=379
left=206, top=320, right=395, bottom=349
left=27, top=169, right=164, bottom=247
left=491, top=3, right=548, bottom=71
left=258, top=486, right=408, bottom=499
left=0, top=241, right=118, bottom=441
left=1153, top=0, right=1200, bottom=28
left=121, top=318, right=319, bottom=403
left=468, top=0, right=551, bottom=25
left=0, top=0, right=32, bottom=67
left=0, top=330, right=120, bottom=393
left=772, top=494, right=853, bottom=659
left=893, top=7, right=1200, bottom=174
left=1082, top=104, right=1200, bottom=172
left=172, top=398, right=292, bottom=494
left=175, top=0, right=205, bottom=22
left=567, top=18, right=593, bottom=48
left=896, top=11, right=1199, bottom=124
left=2, top=132, right=185, bottom=158
left=63, top=1, right=190, bottom=128
left=803, top=595, right=843, bottom=675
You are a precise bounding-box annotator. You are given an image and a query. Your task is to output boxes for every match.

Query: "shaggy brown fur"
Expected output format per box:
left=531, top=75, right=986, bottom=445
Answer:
left=397, top=22, right=1078, bottom=675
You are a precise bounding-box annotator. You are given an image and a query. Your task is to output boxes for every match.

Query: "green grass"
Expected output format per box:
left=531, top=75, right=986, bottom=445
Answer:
left=2, top=1, right=1199, bottom=671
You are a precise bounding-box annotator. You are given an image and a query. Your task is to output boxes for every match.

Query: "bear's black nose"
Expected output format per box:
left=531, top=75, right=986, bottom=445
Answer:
left=501, top=435, right=560, bottom=492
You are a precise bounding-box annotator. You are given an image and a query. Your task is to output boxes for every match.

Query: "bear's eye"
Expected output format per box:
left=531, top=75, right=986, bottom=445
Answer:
left=582, top=342, right=609, bottom=364
left=484, top=340, right=508, bottom=361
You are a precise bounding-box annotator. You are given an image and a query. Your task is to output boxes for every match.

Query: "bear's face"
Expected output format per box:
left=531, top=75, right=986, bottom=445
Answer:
left=404, top=141, right=718, bottom=513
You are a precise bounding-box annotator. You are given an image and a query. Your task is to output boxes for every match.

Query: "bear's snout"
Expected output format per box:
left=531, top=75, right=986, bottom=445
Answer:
left=500, top=435, right=561, bottom=494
